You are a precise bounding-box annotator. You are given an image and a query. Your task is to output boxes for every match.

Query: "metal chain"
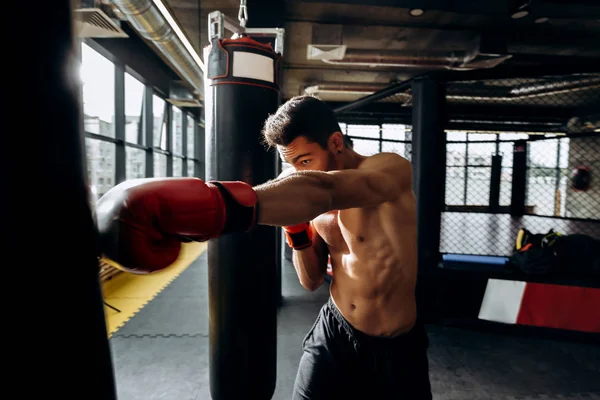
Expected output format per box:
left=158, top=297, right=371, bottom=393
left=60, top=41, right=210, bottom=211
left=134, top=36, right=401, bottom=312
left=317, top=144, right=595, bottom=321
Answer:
left=238, top=0, right=248, bottom=28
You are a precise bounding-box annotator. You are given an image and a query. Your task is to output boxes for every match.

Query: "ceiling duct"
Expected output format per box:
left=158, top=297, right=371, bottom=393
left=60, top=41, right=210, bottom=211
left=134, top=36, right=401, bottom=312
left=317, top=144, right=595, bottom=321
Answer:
left=73, top=0, right=128, bottom=38
left=110, top=0, right=203, bottom=99
left=314, top=48, right=511, bottom=71
left=306, top=44, right=347, bottom=61
left=307, top=24, right=511, bottom=71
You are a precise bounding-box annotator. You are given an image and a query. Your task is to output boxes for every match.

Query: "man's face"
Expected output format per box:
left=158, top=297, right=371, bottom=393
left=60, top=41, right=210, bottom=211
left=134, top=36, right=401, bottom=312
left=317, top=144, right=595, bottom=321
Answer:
left=277, top=136, right=336, bottom=172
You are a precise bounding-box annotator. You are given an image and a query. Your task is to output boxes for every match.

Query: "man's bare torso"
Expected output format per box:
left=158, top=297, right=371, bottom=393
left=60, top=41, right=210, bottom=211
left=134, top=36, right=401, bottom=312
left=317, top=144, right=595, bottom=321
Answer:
left=312, top=189, right=418, bottom=337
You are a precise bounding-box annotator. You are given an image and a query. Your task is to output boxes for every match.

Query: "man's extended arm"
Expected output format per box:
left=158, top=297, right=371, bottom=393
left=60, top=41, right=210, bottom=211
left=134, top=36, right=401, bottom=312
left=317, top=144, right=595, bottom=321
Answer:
left=255, top=152, right=411, bottom=226
left=94, top=153, right=410, bottom=274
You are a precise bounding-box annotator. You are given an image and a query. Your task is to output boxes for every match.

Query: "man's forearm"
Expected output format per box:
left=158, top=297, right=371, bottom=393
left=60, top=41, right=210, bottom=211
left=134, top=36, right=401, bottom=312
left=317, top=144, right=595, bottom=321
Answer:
left=292, top=247, right=326, bottom=291
left=254, top=171, right=333, bottom=227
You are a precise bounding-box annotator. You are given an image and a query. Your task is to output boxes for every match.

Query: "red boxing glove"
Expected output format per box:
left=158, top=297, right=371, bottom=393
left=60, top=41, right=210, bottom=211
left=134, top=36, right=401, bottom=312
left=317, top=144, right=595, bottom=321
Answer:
left=284, top=222, right=313, bottom=250
left=95, top=177, right=258, bottom=274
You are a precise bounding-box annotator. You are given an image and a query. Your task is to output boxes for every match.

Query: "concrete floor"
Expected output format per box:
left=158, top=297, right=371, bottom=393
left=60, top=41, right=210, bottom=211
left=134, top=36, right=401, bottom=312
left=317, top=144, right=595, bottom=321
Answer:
left=109, top=251, right=600, bottom=400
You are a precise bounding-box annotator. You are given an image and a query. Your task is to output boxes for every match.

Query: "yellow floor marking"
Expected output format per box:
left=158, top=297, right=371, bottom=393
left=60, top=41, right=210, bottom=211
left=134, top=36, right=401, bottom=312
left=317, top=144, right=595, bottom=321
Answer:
left=102, top=242, right=207, bottom=338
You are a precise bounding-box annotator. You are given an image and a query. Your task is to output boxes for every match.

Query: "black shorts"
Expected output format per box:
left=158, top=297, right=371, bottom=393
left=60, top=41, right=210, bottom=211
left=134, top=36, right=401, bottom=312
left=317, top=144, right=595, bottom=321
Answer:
left=293, top=298, right=432, bottom=400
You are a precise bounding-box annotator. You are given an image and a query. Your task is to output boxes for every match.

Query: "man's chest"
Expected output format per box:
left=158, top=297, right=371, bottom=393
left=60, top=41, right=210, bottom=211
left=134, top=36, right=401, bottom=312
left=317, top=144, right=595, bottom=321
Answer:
left=313, top=210, right=367, bottom=251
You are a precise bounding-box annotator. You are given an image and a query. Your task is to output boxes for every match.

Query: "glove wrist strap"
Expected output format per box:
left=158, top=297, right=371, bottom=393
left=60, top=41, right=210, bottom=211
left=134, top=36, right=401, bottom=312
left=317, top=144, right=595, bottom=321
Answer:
left=284, top=223, right=313, bottom=250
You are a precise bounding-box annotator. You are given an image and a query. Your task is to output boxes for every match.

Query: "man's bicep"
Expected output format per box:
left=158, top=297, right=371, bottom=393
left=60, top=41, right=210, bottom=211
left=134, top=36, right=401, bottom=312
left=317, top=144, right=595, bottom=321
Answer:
left=330, top=153, right=411, bottom=209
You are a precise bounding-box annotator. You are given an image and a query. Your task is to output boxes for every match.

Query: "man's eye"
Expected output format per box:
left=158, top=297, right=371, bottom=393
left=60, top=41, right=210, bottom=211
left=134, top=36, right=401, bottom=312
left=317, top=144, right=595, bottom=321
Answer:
left=300, top=160, right=311, bottom=166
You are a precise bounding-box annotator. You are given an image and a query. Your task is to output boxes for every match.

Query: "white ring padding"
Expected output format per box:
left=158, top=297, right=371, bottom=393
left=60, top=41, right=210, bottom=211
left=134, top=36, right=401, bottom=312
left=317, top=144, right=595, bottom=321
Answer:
left=478, top=279, right=527, bottom=324
left=232, top=51, right=274, bottom=83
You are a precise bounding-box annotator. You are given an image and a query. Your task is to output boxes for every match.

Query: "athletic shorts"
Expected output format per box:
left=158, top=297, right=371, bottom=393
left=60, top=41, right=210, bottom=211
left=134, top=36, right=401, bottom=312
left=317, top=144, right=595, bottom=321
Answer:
left=292, top=297, right=432, bottom=400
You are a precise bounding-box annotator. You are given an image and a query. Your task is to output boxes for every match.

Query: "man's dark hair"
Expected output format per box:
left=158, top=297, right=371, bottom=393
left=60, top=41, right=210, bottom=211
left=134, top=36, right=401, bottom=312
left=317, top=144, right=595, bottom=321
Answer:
left=262, top=95, right=341, bottom=148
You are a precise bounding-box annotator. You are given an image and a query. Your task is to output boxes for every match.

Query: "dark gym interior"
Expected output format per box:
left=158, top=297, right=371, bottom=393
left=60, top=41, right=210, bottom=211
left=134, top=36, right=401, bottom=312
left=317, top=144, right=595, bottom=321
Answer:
left=13, top=1, right=600, bottom=399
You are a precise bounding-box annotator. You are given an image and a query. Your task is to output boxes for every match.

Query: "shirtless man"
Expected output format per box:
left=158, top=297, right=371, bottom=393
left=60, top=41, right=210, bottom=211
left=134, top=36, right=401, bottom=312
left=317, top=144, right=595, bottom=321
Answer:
left=262, top=95, right=431, bottom=399
left=95, top=95, right=431, bottom=399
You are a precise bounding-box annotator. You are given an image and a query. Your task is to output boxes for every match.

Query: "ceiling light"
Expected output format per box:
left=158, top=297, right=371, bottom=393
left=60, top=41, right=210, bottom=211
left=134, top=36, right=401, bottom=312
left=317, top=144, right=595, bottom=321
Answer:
left=409, top=8, right=425, bottom=17
left=534, top=17, right=549, bottom=24
left=151, top=0, right=204, bottom=70
left=511, top=0, right=531, bottom=19
left=511, top=9, right=529, bottom=19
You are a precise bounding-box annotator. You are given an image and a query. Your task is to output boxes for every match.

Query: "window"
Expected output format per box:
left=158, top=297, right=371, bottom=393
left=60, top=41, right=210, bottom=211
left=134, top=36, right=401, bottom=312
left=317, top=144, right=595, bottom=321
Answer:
left=80, top=43, right=115, bottom=138
left=468, top=133, right=497, bottom=142
left=382, top=124, right=406, bottom=141
left=381, top=141, right=407, bottom=157
left=380, top=124, right=411, bottom=160
left=85, top=138, right=116, bottom=199
left=466, top=167, right=491, bottom=206
left=499, top=142, right=514, bottom=206
left=529, top=140, right=558, bottom=168
left=467, top=143, right=494, bottom=166
left=153, top=95, right=167, bottom=149
left=499, top=133, right=528, bottom=141
left=126, top=146, right=146, bottom=180
left=347, top=124, right=380, bottom=139
left=446, top=167, right=466, bottom=205
left=173, top=157, right=184, bottom=177
left=352, top=139, right=380, bottom=156
left=447, top=131, right=467, bottom=142
left=557, top=138, right=571, bottom=217
left=154, top=153, right=168, bottom=177
left=338, top=123, right=414, bottom=159
left=187, top=160, right=196, bottom=177
left=445, top=133, right=502, bottom=206
left=172, top=107, right=183, bottom=156
left=446, top=141, right=467, bottom=205
left=187, top=115, right=195, bottom=159
left=447, top=143, right=466, bottom=166
left=527, top=139, right=560, bottom=216
left=125, top=73, right=145, bottom=145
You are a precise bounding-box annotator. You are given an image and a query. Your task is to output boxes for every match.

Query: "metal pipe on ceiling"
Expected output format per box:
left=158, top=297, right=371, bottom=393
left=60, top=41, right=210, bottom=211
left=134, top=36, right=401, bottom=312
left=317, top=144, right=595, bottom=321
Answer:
left=304, top=82, right=403, bottom=95
left=110, top=0, right=203, bottom=95
left=323, top=49, right=479, bottom=70
left=332, top=80, right=412, bottom=114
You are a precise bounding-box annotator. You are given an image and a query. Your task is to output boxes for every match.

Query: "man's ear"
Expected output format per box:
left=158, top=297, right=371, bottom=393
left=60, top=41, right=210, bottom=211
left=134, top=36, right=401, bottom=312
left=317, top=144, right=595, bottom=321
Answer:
left=328, top=131, right=344, bottom=153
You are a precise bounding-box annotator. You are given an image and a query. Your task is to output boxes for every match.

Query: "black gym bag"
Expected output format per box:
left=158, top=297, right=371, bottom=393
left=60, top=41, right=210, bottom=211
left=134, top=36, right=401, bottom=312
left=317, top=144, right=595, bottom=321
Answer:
left=512, top=228, right=560, bottom=276
left=512, top=228, right=600, bottom=279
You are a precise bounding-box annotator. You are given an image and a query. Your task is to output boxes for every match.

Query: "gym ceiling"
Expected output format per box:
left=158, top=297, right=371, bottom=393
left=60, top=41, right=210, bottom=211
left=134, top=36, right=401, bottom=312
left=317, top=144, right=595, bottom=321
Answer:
left=162, top=0, right=600, bottom=109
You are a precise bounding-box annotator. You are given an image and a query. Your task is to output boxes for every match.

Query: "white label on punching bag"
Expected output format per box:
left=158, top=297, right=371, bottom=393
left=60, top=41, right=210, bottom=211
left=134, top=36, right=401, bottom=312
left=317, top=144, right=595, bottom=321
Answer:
left=232, top=51, right=274, bottom=83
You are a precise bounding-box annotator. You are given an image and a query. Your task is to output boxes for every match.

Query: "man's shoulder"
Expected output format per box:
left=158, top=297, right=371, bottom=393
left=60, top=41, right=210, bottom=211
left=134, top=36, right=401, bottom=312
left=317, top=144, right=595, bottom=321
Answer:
left=359, top=153, right=412, bottom=196
left=359, top=152, right=410, bottom=171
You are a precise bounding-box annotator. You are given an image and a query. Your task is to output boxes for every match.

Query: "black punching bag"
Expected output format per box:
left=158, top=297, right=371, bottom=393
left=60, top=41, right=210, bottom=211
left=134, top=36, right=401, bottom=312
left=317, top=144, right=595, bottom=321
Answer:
left=205, top=36, right=281, bottom=400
